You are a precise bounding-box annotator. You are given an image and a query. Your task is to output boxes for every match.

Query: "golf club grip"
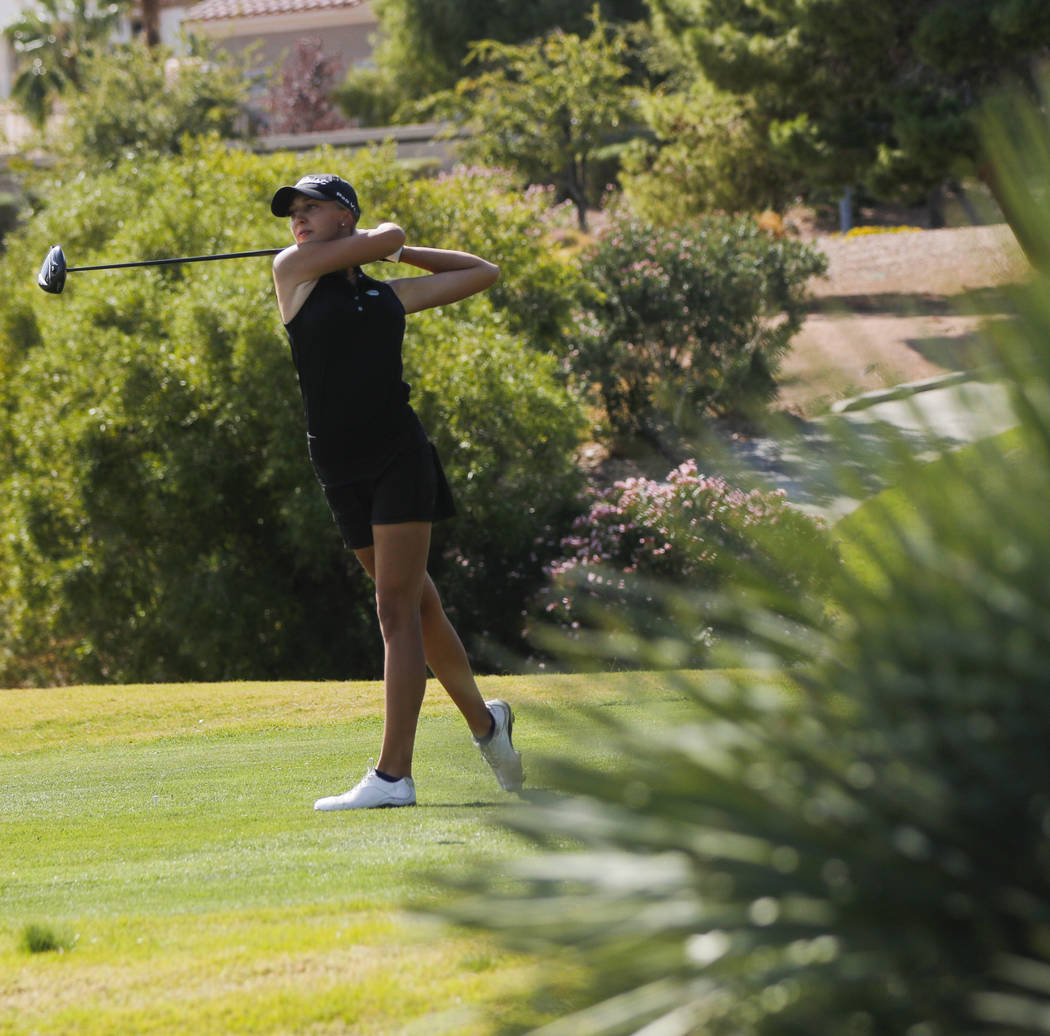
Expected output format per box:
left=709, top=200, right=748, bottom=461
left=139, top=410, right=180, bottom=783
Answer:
left=68, top=248, right=283, bottom=272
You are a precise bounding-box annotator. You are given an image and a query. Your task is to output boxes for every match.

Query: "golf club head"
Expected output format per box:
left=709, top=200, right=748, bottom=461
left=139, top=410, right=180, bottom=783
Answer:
left=37, top=245, right=67, bottom=294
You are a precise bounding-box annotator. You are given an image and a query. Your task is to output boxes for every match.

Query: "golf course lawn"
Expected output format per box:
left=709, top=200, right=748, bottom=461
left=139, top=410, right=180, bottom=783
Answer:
left=0, top=670, right=716, bottom=1035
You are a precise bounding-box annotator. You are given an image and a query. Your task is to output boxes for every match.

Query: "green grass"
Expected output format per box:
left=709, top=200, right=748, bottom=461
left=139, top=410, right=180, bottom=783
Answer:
left=0, top=670, right=729, bottom=1035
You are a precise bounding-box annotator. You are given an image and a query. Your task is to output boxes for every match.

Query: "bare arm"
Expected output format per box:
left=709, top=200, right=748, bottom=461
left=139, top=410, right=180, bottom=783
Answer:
left=388, top=246, right=500, bottom=315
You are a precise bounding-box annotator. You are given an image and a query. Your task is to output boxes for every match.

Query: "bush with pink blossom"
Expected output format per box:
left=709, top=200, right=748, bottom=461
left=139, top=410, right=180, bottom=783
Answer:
left=534, top=459, right=828, bottom=663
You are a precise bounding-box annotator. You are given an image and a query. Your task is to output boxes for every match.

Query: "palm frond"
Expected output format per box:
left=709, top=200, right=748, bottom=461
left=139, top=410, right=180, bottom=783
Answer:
left=437, top=74, right=1050, bottom=1036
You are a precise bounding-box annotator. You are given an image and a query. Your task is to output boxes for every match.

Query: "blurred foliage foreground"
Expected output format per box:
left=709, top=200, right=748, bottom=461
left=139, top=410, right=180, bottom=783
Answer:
left=437, top=87, right=1050, bottom=1034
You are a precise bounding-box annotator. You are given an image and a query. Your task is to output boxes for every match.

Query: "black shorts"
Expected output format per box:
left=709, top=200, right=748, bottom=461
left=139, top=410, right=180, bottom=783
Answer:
left=323, top=440, right=456, bottom=550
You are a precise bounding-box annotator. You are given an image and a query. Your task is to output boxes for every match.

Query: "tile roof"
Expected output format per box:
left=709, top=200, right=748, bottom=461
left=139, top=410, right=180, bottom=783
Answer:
left=184, top=0, right=366, bottom=22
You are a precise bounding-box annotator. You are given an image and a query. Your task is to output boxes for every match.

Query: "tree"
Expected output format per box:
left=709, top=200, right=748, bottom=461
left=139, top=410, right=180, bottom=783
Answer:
left=431, top=13, right=634, bottom=230
left=645, top=0, right=1050, bottom=224
left=2, top=0, right=128, bottom=129
left=621, top=75, right=801, bottom=222
left=266, top=37, right=347, bottom=134
left=338, top=0, right=647, bottom=124
left=140, top=0, right=159, bottom=47
left=56, top=39, right=251, bottom=165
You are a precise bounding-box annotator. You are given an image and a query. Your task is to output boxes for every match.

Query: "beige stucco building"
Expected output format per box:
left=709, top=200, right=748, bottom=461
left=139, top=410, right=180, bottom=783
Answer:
left=181, top=0, right=376, bottom=75
left=0, top=0, right=378, bottom=150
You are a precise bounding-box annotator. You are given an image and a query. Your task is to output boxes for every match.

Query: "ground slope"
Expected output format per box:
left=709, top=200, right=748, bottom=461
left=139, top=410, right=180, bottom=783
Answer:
left=778, top=224, right=1028, bottom=416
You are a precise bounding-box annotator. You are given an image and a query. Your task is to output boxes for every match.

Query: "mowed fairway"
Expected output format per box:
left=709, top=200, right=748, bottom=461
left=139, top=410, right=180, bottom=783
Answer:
left=0, top=671, right=708, bottom=1035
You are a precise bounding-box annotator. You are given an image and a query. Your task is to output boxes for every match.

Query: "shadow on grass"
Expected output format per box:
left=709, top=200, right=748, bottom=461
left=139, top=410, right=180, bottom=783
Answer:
left=419, top=791, right=568, bottom=809
left=906, top=329, right=994, bottom=369
left=805, top=284, right=1020, bottom=317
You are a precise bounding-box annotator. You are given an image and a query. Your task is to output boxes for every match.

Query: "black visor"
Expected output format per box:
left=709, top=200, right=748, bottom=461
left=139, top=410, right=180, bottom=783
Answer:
left=271, top=174, right=361, bottom=218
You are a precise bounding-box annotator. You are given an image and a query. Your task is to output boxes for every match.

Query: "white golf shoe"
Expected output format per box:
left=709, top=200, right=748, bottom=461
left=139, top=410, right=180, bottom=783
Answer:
left=314, top=768, right=416, bottom=811
left=474, top=699, right=524, bottom=792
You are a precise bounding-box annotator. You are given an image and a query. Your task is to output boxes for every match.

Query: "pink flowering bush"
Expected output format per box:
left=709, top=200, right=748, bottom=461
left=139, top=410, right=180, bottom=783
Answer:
left=534, top=459, right=827, bottom=663
left=569, top=206, right=827, bottom=441
left=266, top=38, right=348, bottom=134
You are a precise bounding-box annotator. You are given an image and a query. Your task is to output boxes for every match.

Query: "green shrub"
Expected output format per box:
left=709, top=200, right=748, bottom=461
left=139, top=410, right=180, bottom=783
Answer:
left=568, top=206, right=827, bottom=443
left=0, top=139, right=586, bottom=683
left=398, top=166, right=585, bottom=349
left=19, top=922, right=77, bottom=954
left=57, top=40, right=252, bottom=167
left=0, top=191, right=20, bottom=240
left=334, top=64, right=404, bottom=127
left=405, top=304, right=586, bottom=662
left=621, top=78, right=800, bottom=223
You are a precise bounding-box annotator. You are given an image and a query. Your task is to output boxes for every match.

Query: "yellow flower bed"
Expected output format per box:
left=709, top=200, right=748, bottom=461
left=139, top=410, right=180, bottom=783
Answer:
left=843, top=224, right=923, bottom=237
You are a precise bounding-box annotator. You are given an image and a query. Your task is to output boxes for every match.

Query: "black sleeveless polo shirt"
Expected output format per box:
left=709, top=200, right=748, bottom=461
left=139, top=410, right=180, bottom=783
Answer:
left=284, top=268, right=425, bottom=487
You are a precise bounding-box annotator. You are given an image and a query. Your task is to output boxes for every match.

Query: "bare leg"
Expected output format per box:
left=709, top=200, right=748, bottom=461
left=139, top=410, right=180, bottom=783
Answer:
left=419, top=575, right=493, bottom=738
left=355, top=545, right=493, bottom=744
left=361, top=522, right=431, bottom=779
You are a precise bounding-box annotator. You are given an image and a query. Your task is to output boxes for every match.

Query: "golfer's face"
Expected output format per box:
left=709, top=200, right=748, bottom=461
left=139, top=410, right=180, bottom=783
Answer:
left=287, top=197, right=348, bottom=245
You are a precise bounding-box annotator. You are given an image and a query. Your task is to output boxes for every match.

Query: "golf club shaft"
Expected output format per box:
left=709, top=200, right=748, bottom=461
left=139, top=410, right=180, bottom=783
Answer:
left=68, top=248, right=283, bottom=273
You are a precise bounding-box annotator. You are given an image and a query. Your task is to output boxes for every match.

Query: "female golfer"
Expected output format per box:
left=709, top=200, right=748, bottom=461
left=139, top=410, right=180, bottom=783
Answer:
left=270, top=173, right=523, bottom=810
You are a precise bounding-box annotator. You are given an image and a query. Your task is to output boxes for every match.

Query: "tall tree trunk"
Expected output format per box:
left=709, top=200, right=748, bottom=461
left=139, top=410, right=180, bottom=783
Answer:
left=838, top=186, right=853, bottom=234
left=565, top=160, right=589, bottom=232
left=141, top=0, right=160, bottom=47
left=947, top=178, right=982, bottom=226
left=927, top=183, right=945, bottom=229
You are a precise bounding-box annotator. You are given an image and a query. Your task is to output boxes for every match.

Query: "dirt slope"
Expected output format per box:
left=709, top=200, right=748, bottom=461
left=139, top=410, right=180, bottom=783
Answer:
left=777, top=224, right=1029, bottom=416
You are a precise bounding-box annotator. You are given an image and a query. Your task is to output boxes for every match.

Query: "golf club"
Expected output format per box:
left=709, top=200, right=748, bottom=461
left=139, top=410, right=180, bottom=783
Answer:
left=37, top=243, right=284, bottom=294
